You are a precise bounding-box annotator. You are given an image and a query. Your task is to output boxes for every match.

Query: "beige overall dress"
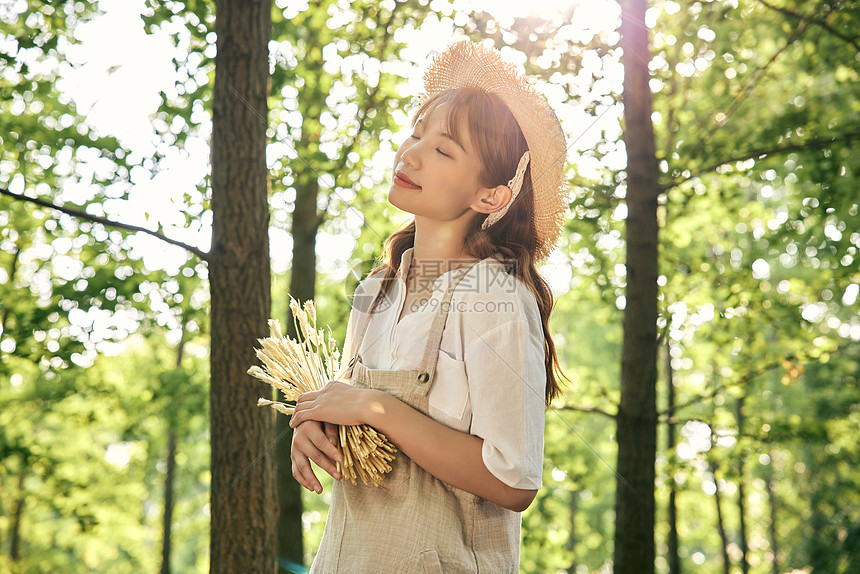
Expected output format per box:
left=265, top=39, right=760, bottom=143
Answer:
left=310, top=263, right=521, bottom=574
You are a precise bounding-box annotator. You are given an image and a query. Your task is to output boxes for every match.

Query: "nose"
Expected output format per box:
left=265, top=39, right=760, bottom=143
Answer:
left=398, top=139, right=420, bottom=170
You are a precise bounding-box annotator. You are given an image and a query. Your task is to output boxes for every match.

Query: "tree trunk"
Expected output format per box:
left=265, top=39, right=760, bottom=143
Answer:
left=276, top=180, right=319, bottom=571
left=161, top=324, right=187, bottom=574
left=765, top=472, right=779, bottom=574
left=10, top=469, right=25, bottom=563
left=615, top=0, right=661, bottom=572
left=276, top=412, right=304, bottom=573
left=711, top=461, right=731, bottom=574
left=665, top=344, right=680, bottom=574
left=210, top=0, right=276, bottom=571
left=567, top=489, right=578, bottom=574
left=160, top=431, right=177, bottom=574
left=277, top=51, right=325, bottom=574
left=737, top=479, right=749, bottom=574
left=1, top=245, right=20, bottom=336
left=735, top=397, right=750, bottom=574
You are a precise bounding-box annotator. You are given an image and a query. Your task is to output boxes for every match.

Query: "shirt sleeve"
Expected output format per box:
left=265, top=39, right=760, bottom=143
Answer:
left=341, top=278, right=374, bottom=374
left=340, top=305, right=359, bottom=377
left=464, top=317, right=546, bottom=490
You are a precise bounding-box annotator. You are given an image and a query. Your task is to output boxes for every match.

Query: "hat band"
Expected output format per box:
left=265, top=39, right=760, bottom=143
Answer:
left=481, top=150, right=530, bottom=230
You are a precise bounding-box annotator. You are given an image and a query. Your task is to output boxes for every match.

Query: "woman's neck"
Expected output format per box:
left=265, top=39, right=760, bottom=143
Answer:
left=412, top=220, right=474, bottom=262
left=408, top=218, right=477, bottom=285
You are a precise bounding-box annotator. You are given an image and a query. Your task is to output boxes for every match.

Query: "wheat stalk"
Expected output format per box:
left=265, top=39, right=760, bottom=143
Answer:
left=248, top=298, right=396, bottom=486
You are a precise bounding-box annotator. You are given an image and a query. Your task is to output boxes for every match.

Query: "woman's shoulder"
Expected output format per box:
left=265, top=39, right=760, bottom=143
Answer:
left=456, top=257, right=541, bottom=327
left=356, top=267, right=388, bottom=291
left=349, top=267, right=388, bottom=315
left=464, top=257, right=536, bottom=298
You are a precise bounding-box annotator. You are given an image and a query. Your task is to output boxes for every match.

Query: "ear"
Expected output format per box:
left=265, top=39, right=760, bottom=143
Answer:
left=471, top=184, right=512, bottom=215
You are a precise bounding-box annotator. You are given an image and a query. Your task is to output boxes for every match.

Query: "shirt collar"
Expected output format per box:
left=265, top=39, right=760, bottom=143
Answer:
left=397, top=247, right=494, bottom=293
left=397, top=247, right=413, bottom=285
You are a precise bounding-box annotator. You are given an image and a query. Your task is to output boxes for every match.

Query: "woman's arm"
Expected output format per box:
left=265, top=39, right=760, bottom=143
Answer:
left=289, top=382, right=537, bottom=512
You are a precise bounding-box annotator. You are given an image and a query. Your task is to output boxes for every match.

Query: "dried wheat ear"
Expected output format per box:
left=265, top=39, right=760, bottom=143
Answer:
left=249, top=298, right=396, bottom=486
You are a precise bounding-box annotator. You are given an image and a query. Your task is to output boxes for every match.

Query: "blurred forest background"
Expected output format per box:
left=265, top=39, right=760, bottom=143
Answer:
left=1, top=0, right=858, bottom=573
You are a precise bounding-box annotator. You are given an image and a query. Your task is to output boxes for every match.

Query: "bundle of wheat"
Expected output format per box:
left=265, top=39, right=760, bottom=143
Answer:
left=248, top=298, right=396, bottom=486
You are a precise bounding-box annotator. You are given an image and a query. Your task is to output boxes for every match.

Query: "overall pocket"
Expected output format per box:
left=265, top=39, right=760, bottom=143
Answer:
left=419, top=549, right=444, bottom=574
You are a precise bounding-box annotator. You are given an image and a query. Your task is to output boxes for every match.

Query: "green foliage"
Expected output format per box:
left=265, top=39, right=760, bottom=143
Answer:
left=0, top=332, right=210, bottom=572
left=644, top=0, right=860, bottom=571
left=1, top=3, right=210, bottom=569
left=2, top=0, right=859, bottom=572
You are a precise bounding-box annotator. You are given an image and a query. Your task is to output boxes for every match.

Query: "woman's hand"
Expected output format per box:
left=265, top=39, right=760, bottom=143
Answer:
left=289, top=381, right=376, bottom=429
left=291, top=420, right=342, bottom=494
left=290, top=381, right=379, bottom=493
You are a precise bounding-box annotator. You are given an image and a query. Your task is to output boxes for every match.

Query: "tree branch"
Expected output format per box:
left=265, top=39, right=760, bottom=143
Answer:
left=660, top=355, right=792, bottom=419
left=758, top=0, right=860, bottom=52
left=0, top=186, right=210, bottom=261
left=556, top=404, right=617, bottom=419
left=659, top=341, right=851, bottom=419
left=664, top=129, right=860, bottom=190
left=319, top=2, right=400, bottom=219
left=682, top=3, right=819, bottom=164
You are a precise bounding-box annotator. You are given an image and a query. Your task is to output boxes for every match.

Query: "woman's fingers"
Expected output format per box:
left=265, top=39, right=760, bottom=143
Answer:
left=289, top=406, right=317, bottom=428
left=290, top=392, right=318, bottom=427
left=310, top=422, right=341, bottom=463
left=290, top=438, right=321, bottom=494
left=293, top=456, right=321, bottom=493
left=289, top=410, right=303, bottom=427
left=290, top=400, right=315, bottom=427
left=289, top=400, right=317, bottom=428
left=291, top=421, right=318, bottom=492
left=307, top=429, right=342, bottom=479
left=324, top=422, right=339, bottom=446
left=291, top=421, right=342, bottom=493
left=295, top=389, right=321, bottom=404
left=290, top=382, right=367, bottom=428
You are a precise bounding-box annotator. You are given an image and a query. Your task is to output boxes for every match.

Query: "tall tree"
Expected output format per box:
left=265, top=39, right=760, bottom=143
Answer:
left=765, top=462, right=780, bottom=574
left=615, top=0, right=661, bottom=571
left=665, top=343, right=680, bottom=574
left=209, top=0, right=275, bottom=571
left=710, top=459, right=732, bottom=574
left=734, top=396, right=750, bottom=574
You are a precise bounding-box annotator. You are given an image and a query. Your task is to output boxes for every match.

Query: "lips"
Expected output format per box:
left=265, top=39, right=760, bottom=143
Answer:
left=394, top=171, right=421, bottom=190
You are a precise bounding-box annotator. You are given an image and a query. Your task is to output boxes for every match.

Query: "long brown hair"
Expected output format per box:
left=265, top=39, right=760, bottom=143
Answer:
left=370, top=88, right=567, bottom=405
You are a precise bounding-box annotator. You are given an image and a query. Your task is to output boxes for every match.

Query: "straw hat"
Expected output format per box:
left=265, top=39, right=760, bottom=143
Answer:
left=420, top=40, right=569, bottom=261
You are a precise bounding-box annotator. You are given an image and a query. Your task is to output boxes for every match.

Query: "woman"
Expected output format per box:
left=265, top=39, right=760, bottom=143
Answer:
left=289, top=40, right=569, bottom=573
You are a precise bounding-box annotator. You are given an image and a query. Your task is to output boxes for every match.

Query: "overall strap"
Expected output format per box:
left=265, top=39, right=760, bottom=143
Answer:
left=415, top=261, right=480, bottom=385
left=342, top=280, right=385, bottom=380
left=343, top=261, right=480, bottom=381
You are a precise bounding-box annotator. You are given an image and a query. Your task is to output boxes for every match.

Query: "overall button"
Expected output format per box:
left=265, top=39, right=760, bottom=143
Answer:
left=417, top=372, right=430, bottom=383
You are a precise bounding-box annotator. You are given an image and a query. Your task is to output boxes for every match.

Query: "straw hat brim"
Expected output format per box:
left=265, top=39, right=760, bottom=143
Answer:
left=420, top=41, right=568, bottom=261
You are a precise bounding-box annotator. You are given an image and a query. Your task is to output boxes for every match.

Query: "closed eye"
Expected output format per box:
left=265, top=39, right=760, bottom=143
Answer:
left=436, top=148, right=451, bottom=158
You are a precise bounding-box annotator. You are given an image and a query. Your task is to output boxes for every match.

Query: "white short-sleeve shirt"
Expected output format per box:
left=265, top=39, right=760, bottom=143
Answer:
left=342, top=247, right=546, bottom=490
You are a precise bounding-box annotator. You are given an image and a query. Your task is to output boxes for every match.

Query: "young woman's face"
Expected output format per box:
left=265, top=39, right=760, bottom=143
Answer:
left=389, top=102, right=488, bottom=223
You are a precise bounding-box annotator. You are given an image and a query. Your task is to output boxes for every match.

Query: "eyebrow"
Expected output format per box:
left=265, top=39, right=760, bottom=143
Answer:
left=414, top=118, right=468, bottom=154
left=440, top=132, right=467, bottom=154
